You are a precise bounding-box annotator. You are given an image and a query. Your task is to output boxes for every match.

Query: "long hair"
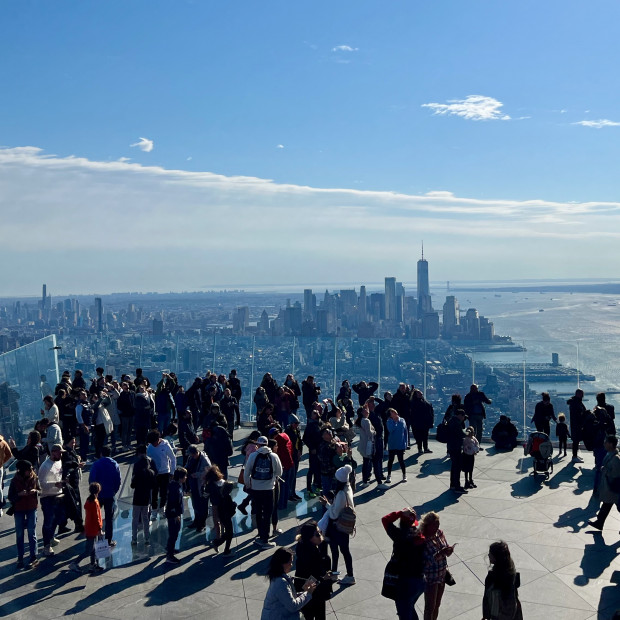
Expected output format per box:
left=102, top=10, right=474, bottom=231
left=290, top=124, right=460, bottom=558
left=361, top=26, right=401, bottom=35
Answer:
left=354, top=407, right=365, bottom=428
left=266, top=547, right=294, bottom=581
left=296, top=520, right=320, bottom=545
left=489, top=541, right=516, bottom=596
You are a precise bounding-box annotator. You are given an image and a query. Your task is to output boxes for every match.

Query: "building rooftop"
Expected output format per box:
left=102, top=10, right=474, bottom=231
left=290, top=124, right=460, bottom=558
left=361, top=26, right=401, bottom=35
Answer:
left=1, top=434, right=619, bottom=619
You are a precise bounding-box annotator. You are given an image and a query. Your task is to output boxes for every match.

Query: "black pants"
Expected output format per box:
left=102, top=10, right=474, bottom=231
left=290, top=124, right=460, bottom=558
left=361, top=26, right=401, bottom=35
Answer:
left=253, top=489, right=274, bottom=543
left=152, top=474, right=170, bottom=511
left=414, top=427, right=429, bottom=452
left=329, top=526, right=353, bottom=576
left=94, top=424, right=107, bottom=459
left=135, top=425, right=149, bottom=448
left=559, top=437, right=568, bottom=454
left=449, top=449, right=462, bottom=488
left=307, top=453, right=321, bottom=491
left=214, top=509, right=233, bottom=553
left=62, top=418, right=77, bottom=441
left=302, top=596, right=327, bottom=620
left=571, top=425, right=582, bottom=458
left=596, top=501, right=620, bottom=526
left=387, top=449, right=406, bottom=477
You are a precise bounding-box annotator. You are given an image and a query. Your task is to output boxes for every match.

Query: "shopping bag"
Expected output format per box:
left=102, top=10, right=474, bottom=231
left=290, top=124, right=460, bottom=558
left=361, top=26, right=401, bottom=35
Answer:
left=94, top=538, right=111, bottom=559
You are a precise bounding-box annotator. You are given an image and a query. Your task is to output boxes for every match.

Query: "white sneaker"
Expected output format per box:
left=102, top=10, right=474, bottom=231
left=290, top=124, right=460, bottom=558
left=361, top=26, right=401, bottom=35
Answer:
left=385, top=477, right=391, bottom=484
left=43, top=546, right=54, bottom=557
left=51, top=538, right=60, bottom=547
left=339, top=575, right=356, bottom=585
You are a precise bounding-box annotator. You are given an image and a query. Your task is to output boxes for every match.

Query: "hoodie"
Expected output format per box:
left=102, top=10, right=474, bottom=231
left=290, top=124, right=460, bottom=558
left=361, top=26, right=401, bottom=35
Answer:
left=245, top=446, right=283, bottom=491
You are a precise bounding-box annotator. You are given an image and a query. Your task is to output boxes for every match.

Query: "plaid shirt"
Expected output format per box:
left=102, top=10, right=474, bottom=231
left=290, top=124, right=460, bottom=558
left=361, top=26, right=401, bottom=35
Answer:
left=423, top=529, right=449, bottom=584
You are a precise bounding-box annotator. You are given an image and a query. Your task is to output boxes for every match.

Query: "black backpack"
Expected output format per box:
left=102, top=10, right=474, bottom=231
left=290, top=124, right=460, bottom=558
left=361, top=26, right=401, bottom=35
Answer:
left=251, top=452, right=274, bottom=481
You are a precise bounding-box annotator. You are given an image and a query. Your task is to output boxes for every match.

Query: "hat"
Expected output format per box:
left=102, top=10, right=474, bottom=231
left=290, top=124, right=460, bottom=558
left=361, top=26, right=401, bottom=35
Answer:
left=268, top=427, right=280, bottom=436
left=335, top=464, right=352, bottom=483
left=289, top=414, right=300, bottom=425
left=256, top=436, right=268, bottom=446
left=51, top=443, right=65, bottom=453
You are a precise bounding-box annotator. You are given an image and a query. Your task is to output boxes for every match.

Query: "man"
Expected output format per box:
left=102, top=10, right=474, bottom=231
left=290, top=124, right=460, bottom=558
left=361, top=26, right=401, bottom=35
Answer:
left=220, top=388, right=240, bottom=438
left=39, top=444, right=66, bottom=556
left=245, top=436, right=282, bottom=550
left=203, top=417, right=233, bottom=479
left=164, top=467, right=187, bottom=564
left=185, top=445, right=210, bottom=532
left=447, top=409, right=468, bottom=493
left=42, top=417, right=63, bottom=455
left=588, top=435, right=620, bottom=531
left=285, top=414, right=303, bottom=501
left=532, top=392, right=556, bottom=436
left=567, top=388, right=587, bottom=462
left=89, top=446, right=121, bottom=546
left=492, top=416, right=519, bottom=450
left=55, top=388, right=77, bottom=441
left=410, top=389, right=434, bottom=454
left=146, top=430, right=177, bottom=518
left=269, top=426, right=295, bottom=509
left=302, top=407, right=322, bottom=497
left=134, top=385, right=155, bottom=448
left=367, top=397, right=387, bottom=487
left=228, top=370, right=242, bottom=416
left=596, top=393, right=616, bottom=428
left=301, top=376, right=321, bottom=418
left=75, top=390, right=93, bottom=462
left=155, top=373, right=177, bottom=434
left=317, top=428, right=339, bottom=496
left=464, top=384, right=492, bottom=441
left=352, top=380, right=379, bottom=407
left=117, top=381, right=135, bottom=451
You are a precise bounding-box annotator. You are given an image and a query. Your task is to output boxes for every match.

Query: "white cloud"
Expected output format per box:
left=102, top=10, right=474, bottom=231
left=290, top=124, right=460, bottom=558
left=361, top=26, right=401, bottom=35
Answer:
left=422, top=95, right=511, bottom=121
left=0, top=144, right=619, bottom=294
left=117, top=156, right=131, bottom=162
left=186, top=156, right=192, bottom=161
left=129, top=137, right=154, bottom=152
left=573, top=119, right=620, bottom=129
left=276, top=144, right=284, bottom=149
left=332, top=45, right=358, bottom=52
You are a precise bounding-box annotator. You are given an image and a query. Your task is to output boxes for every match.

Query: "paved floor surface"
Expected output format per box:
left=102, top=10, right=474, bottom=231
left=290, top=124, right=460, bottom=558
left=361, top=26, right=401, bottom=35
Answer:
left=1, top=432, right=619, bottom=619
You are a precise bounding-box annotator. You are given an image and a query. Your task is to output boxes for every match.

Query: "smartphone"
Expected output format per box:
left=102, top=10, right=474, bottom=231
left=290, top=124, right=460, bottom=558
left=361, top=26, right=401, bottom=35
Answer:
left=331, top=571, right=341, bottom=576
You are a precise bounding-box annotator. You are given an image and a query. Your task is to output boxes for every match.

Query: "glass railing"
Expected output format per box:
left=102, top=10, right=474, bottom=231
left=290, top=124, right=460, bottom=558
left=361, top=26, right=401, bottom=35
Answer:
left=0, top=335, right=59, bottom=441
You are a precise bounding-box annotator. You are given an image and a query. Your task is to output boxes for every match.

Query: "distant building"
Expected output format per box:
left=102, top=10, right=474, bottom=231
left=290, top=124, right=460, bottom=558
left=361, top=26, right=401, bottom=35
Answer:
left=233, top=306, right=250, bottom=333
left=417, top=250, right=432, bottom=318
left=442, top=296, right=460, bottom=338
left=94, top=297, right=104, bottom=333
left=152, top=318, right=164, bottom=337
left=384, top=277, right=396, bottom=322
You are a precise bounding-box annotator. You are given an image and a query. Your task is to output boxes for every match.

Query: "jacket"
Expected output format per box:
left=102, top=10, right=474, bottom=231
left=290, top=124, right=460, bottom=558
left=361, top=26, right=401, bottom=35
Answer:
left=599, top=449, right=620, bottom=504
left=294, top=541, right=332, bottom=600
left=357, top=417, right=376, bottom=458
left=165, top=479, right=184, bottom=518
left=567, top=395, right=586, bottom=426
left=446, top=416, right=466, bottom=453
left=203, top=424, right=233, bottom=468
left=302, top=418, right=322, bottom=452
left=84, top=498, right=103, bottom=538
left=532, top=401, right=556, bottom=426
left=89, top=457, right=121, bottom=499
left=386, top=417, right=408, bottom=451
left=464, top=390, right=491, bottom=418
left=39, top=457, right=64, bottom=498
left=260, top=575, right=311, bottom=620
left=245, top=447, right=283, bottom=491
left=318, top=440, right=338, bottom=476
left=381, top=511, right=425, bottom=578
left=274, top=433, right=295, bottom=470
left=301, top=380, right=321, bottom=408
left=8, top=471, right=40, bottom=512
left=411, top=397, right=434, bottom=430
left=147, top=439, right=177, bottom=475
left=352, top=382, right=378, bottom=406
left=131, top=455, right=157, bottom=505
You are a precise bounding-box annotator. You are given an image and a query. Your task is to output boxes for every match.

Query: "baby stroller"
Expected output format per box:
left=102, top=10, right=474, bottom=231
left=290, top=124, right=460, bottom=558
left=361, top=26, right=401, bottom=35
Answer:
left=524, top=432, right=554, bottom=479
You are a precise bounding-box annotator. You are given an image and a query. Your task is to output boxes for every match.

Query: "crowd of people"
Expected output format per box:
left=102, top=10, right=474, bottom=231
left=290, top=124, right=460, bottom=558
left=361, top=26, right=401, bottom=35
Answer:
left=0, top=367, right=619, bottom=620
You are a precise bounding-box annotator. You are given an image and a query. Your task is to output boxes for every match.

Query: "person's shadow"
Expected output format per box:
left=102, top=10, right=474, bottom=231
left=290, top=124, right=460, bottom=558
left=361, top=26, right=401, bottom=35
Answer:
left=573, top=532, right=620, bottom=587
left=597, top=570, right=620, bottom=620
left=554, top=494, right=600, bottom=532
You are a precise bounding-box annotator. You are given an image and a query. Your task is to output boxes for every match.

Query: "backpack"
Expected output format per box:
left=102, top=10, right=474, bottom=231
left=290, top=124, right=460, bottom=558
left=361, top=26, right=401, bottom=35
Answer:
left=251, top=452, right=274, bottom=481
left=335, top=494, right=357, bottom=536
left=436, top=420, right=448, bottom=443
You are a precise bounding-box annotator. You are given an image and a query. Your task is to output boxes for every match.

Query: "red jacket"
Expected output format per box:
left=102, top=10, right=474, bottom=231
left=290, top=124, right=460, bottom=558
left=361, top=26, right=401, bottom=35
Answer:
left=84, top=498, right=103, bottom=538
left=275, top=433, right=294, bottom=470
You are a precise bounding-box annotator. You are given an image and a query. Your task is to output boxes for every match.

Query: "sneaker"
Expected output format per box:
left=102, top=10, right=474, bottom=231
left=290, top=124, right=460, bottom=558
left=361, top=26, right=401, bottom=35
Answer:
left=74, top=524, right=85, bottom=533
left=588, top=520, right=603, bottom=530
left=272, top=528, right=283, bottom=536
left=89, top=564, right=104, bottom=573
left=259, top=541, right=276, bottom=550
left=385, top=477, right=392, bottom=484
left=424, top=449, right=433, bottom=454
left=339, top=575, right=356, bottom=585
left=377, top=483, right=389, bottom=489
left=470, top=482, right=477, bottom=488
left=221, top=550, right=234, bottom=557
left=573, top=456, right=584, bottom=463
left=51, top=537, right=60, bottom=547
left=108, top=540, right=117, bottom=547
left=17, top=559, right=24, bottom=569
left=402, top=477, right=408, bottom=483
left=57, top=525, right=71, bottom=535
left=166, top=555, right=181, bottom=564
left=196, top=526, right=206, bottom=533
left=68, top=562, right=82, bottom=573
left=43, top=546, right=55, bottom=557
left=307, top=490, right=318, bottom=499
left=451, top=486, right=468, bottom=494
left=27, top=558, right=40, bottom=569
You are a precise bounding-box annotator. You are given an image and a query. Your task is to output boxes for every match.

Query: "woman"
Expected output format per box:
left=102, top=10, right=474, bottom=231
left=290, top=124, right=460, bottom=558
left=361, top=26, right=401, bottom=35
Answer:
left=386, top=408, right=408, bottom=484
left=482, top=541, right=523, bottom=620
left=41, top=395, right=60, bottom=425
left=8, top=431, right=44, bottom=471
left=237, top=430, right=261, bottom=515
left=355, top=407, right=375, bottom=486
left=204, top=464, right=235, bottom=556
left=257, top=403, right=276, bottom=436
left=295, top=521, right=332, bottom=620
left=329, top=406, right=353, bottom=445
left=261, top=547, right=318, bottom=620
left=421, top=512, right=454, bottom=620
left=318, top=465, right=356, bottom=585
left=382, top=507, right=425, bottom=620
left=8, top=460, right=41, bottom=568
left=254, top=387, right=270, bottom=416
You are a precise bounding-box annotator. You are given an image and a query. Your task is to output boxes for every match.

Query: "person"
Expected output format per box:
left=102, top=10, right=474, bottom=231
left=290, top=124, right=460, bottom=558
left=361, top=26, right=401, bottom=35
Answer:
left=261, top=546, right=317, bottom=620
left=75, top=390, right=93, bottom=462
left=147, top=429, right=177, bottom=518
left=556, top=413, right=570, bottom=457
left=134, top=385, right=155, bottom=449
left=269, top=426, right=295, bottom=509
left=410, top=389, right=434, bottom=454
left=69, top=482, right=104, bottom=574
left=294, top=521, right=333, bottom=620
left=588, top=435, right=620, bottom=531
left=329, top=406, right=352, bottom=445
left=8, top=460, right=40, bottom=569
left=204, top=464, right=236, bottom=556
left=532, top=392, right=556, bottom=436
left=391, top=383, right=411, bottom=448
left=302, top=376, right=321, bottom=418
left=596, top=392, right=616, bottom=426
left=567, top=388, right=587, bottom=462
left=338, top=380, right=352, bottom=403
left=203, top=417, right=233, bottom=479
left=286, top=415, right=304, bottom=501
left=386, top=408, right=408, bottom=484
left=446, top=409, right=467, bottom=493
left=39, top=443, right=66, bottom=556
left=352, top=380, right=378, bottom=406
left=482, top=541, right=523, bottom=620
left=317, top=427, right=339, bottom=497
left=165, top=467, right=187, bottom=564
left=302, top=407, right=322, bottom=498
left=255, top=387, right=270, bottom=417
left=42, top=416, right=63, bottom=455
left=246, top=435, right=283, bottom=549
left=228, top=370, right=242, bottom=423
left=8, top=431, right=44, bottom=472
left=155, top=373, right=177, bottom=434
left=464, top=384, right=491, bottom=440
left=318, top=465, right=356, bottom=585
left=131, top=444, right=156, bottom=544
left=91, top=392, right=112, bottom=459
left=88, top=446, right=121, bottom=546
left=56, top=388, right=77, bottom=441
left=366, top=397, right=387, bottom=486
left=421, top=512, right=454, bottom=620
left=238, top=431, right=260, bottom=516
left=220, top=388, right=240, bottom=438
left=41, top=395, right=60, bottom=425
left=462, top=426, right=480, bottom=489
left=117, top=381, right=135, bottom=451
left=491, top=416, right=519, bottom=451
left=381, top=507, right=425, bottom=620
left=61, top=435, right=85, bottom=532
left=185, top=445, right=210, bottom=531
left=0, top=433, right=12, bottom=514
left=178, top=408, right=199, bottom=463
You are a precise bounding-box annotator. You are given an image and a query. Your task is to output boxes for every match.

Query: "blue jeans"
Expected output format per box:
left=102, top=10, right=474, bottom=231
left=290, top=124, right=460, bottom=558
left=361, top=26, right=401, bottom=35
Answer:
left=14, top=510, right=37, bottom=561
left=278, top=468, right=295, bottom=509
left=395, top=576, right=424, bottom=620
left=100, top=497, right=116, bottom=543
left=41, top=496, right=65, bottom=546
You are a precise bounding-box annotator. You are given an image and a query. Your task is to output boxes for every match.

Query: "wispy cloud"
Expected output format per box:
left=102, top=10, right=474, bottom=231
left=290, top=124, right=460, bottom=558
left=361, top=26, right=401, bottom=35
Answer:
left=129, top=137, right=154, bottom=152
left=276, top=144, right=284, bottom=149
left=422, top=95, right=511, bottom=121
left=332, top=45, right=358, bottom=52
left=0, top=145, right=619, bottom=294
left=573, top=119, right=620, bottom=129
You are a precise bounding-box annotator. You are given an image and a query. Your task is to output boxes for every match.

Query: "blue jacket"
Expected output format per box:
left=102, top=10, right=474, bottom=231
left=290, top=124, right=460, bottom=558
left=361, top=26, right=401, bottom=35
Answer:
left=89, top=457, right=121, bottom=499
left=386, top=417, right=408, bottom=451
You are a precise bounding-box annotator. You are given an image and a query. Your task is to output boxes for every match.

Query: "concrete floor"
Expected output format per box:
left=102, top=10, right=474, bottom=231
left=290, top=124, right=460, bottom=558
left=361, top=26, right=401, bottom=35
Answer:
left=1, top=432, right=619, bottom=619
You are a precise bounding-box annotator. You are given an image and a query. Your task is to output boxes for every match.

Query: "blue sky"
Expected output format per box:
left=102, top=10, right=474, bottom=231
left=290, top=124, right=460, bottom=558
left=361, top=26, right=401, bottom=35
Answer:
left=2, top=1, right=620, bottom=295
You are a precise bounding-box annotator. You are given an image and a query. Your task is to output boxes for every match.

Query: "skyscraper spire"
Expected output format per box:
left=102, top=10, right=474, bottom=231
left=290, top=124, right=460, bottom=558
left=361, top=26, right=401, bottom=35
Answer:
left=421, top=241, right=424, bottom=261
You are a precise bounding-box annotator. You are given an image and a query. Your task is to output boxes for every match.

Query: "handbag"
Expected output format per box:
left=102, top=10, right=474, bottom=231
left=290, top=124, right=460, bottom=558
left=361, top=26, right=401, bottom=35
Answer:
left=238, top=468, right=245, bottom=486
left=335, top=495, right=357, bottom=536
left=381, top=557, right=400, bottom=600
left=94, top=537, right=111, bottom=559
left=436, top=421, right=448, bottom=443
left=444, top=569, right=456, bottom=586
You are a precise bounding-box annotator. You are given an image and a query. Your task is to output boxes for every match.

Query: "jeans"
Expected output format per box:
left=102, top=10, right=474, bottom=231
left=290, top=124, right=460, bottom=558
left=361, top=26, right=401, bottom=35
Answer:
left=132, top=505, right=151, bottom=541
left=100, top=497, right=116, bottom=543
left=306, top=452, right=321, bottom=491
left=278, top=468, right=295, bottom=509
left=571, top=425, right=582, bottom=458
left=372, top=438, right=384, bottom=482
left=135, top=425, right=149, bottom=448
left=321, top=475, right=333, bottom=498
left=167, top=517, right=181, bottom=556
left=0, top=466, right=4, bottom=506
left=395, top=576, right=425, bottom=620
left=41, top=495, right=65, bottom=546
left=152, top=473, right=170, bottom=511
left=14, top=510, right=37, bottom=561
left=414, top=428, right=430, bottom=452
left=158, top=412, right=171, bottom=434
left=121, top=416, right=134, bottom=447
left=75, top=536, right=96, bottom=567
left=253, top=489, right=274, bottom=542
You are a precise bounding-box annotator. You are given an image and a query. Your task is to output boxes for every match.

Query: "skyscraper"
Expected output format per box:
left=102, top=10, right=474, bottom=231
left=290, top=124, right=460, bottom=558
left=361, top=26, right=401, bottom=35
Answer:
left=94, top=297, right=103, bottom=333
left=384, top=277, right=396, bottom=321
left=442, top=295, right=459, bottom=337
left=417, top=245, right=432, bottom=317
left=358, top=285, right=367, bottom=322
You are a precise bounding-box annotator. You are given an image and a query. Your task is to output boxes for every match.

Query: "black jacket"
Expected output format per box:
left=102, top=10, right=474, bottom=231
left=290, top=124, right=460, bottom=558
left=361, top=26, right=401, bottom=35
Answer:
left=131, top=455, right=156, bottom=506
left=352, top=382, right=378, bottom=406
left=446, top=416, right=466, bottom=452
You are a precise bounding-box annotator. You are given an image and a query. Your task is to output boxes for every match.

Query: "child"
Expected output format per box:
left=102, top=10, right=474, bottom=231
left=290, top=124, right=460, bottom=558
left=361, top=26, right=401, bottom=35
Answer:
left=556, top=413, right=570, bottom=457
left=164, top=467, right=187, bottom=564
left=482, top=541, right=523, bottom=620
left=462, top=426, right=480, bottom=489
left=69, top=482, right=104, bottom=573
left=130, top=444, right=155, bottom=545
left=204, top=464, right=236, bottom=556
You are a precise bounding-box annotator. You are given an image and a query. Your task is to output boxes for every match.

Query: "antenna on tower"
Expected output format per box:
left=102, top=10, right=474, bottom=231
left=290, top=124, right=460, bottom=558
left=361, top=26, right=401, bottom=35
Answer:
left=421, top=241, right=424, bottom=261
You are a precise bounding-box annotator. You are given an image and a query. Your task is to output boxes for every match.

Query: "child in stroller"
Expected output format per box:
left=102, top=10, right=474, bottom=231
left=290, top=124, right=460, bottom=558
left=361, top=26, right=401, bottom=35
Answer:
left=525, top=431, right=554, bottom=479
